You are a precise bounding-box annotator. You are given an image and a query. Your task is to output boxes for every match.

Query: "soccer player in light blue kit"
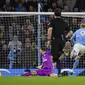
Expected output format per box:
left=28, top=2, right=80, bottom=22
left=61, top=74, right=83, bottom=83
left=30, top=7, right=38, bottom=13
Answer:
left=70, top=19, right=85, bottom=74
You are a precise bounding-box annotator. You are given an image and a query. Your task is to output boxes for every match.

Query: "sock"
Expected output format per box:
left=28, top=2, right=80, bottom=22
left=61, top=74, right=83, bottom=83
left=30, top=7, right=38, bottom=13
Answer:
left=73, top=60, right=79, bottom=70
left=56, top=59, right=61, bottom=74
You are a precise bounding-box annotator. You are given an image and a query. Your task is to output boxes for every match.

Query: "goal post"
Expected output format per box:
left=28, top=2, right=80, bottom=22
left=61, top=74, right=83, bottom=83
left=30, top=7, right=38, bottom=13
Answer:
left=0, top=12, right=85, bottom=76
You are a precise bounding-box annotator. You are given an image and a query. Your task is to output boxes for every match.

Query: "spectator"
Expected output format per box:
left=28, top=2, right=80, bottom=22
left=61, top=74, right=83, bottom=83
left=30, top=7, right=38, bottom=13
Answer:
left=26, top=0, right=37, bottom=11
left=9, top=22, right=17, bottom=41
left=21, top=0, right=25, bottom=4
left=21, top=0, right=27, bottom=9
left=1, top=44, right=9, bottom=68
left=73, top=8, right=79, bottom=12
left=28, top=6, right=35, bottom=12
left=10, top=0, right=19, bottom=10
left=0, top=26, right=9, bottom=68
left=63, top=0, right=76, bottom=11
left=48, top=8, right=53, bottom=12
left=16, top=0, right=27, bottom=12
left=8, top=35, right=22, bottom=69
left=0, top=0, right=5, bottom=11
left=57, top=0, right=64, bottom=9
left=25, top=38, right=31, bottom=48
left=51, top=2, right=57, bottom=11
left=3, top=0, right=14, bottom=11
left=62, top=5, right=70, bottom=12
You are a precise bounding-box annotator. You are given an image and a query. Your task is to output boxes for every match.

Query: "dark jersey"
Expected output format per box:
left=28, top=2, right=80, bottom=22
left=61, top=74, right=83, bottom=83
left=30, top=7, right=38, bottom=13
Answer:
left=49, top=17, right=70, bottom=40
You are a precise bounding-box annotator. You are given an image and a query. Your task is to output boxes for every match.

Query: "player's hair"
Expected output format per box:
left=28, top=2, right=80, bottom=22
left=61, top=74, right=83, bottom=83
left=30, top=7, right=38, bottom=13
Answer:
left=40, top=42, right=47, bottom=51
left=80, top=19, right=85, bottom=28
left=41, top=46, right=47, bottom=51
left=24, top=69, right=30, bottom=72
left=54, top=8, right=61, bottom=16
left=80, top=23, right=85, bottom=28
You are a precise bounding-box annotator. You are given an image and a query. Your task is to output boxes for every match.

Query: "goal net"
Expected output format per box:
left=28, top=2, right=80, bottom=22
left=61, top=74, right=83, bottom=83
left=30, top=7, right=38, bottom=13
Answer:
left=0, top=12, right=85, bottom=76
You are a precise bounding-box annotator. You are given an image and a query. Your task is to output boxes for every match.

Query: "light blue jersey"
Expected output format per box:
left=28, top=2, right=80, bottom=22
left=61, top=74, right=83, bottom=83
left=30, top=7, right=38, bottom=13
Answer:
left=71, top=28, right=85, bottom=45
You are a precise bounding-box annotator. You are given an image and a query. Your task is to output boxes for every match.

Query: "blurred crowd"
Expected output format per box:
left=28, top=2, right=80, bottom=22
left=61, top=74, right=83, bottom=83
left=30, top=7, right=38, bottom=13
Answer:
left=0, top=0, right=85, bottom=12
left=0, top=16, right=38, bottom=69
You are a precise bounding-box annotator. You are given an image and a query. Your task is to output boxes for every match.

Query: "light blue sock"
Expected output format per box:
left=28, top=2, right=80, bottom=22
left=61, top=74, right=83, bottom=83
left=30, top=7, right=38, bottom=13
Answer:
left=73, top=60, right=79, bottom=70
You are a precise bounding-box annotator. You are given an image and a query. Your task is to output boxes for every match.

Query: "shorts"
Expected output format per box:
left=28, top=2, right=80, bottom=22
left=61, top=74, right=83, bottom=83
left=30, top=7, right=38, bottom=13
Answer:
left=51, top=39, right=65, bottom=62
left=36, top=68, right=52, bottom=76
left=70, top=43, right=85, bottom=58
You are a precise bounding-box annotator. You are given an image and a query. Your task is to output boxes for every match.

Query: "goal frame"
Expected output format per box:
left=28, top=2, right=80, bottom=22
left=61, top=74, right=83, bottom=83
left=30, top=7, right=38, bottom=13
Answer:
left=0, top=12, right=85, bottom=66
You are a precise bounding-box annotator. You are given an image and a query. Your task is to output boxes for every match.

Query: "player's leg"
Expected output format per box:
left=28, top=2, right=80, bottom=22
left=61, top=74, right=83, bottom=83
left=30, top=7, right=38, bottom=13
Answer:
left=51, top=39, right=62, bottom=76
left=73, top=44, right=85, bottom=70
left=35, top=68, right=53, bottom=76
left=57, top=39, right=65, bottom=76
left=72, top=56, right=80, bottom=71
left=70, top=44, right=82, bottom=73
left=32, top=70, right=57, bottom=77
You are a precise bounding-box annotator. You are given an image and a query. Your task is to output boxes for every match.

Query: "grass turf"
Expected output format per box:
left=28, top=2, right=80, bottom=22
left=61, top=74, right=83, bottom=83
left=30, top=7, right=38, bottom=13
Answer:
left=0, top=76, right=85, bottom=85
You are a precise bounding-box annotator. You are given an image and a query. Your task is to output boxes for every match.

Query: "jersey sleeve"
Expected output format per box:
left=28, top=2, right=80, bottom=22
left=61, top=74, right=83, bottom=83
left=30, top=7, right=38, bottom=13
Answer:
left=48, top=20, right=54, bottom=28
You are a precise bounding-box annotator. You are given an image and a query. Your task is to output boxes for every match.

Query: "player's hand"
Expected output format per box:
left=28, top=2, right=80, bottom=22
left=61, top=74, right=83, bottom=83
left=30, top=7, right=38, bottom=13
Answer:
left=47, top=40, right=51, bottom=48
left=36, top=65, right=42, bottom=69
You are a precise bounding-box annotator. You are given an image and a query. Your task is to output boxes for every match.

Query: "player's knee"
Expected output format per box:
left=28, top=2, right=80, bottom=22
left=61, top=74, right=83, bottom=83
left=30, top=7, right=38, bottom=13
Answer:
left=70, top=52, right=74, bottom=59
left=74, top=56, right=80, bottom=60
left=70, top=50, right=78, bottom=59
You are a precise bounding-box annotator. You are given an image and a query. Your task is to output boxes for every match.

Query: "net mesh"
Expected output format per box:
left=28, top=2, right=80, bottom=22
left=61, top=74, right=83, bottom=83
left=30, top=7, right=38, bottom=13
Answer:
left=0, top=12, right=85, bottom=76
left=0, top=15, right=38, bottom=69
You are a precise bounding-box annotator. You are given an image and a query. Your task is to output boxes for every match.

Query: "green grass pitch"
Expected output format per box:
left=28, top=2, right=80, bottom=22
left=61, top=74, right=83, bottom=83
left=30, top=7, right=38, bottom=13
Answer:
left=0, top=76, right=85, bottom=85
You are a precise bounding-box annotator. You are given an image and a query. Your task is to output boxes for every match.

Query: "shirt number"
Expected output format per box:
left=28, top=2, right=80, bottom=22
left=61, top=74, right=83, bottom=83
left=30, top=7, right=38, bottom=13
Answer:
left=80, top=31, right=85, bottom=36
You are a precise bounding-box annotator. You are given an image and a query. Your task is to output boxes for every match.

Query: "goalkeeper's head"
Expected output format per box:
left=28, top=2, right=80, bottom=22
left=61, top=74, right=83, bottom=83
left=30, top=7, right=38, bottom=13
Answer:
left=80, top=18, right=85, bottom=28
left=24, top=69, right=31, bottom=73
left=40, top=44, right=48, bottom=55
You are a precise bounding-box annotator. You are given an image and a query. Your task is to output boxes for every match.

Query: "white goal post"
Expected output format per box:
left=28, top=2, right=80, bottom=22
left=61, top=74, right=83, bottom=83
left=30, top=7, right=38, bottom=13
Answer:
left=0, top=12, right=85, bottom=17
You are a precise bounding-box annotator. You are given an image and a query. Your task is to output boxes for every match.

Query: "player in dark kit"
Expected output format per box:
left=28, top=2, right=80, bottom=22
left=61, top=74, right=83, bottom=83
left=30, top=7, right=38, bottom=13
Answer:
left=20, top=46, right=57, bottom=77
left=47, top=8, right=73, bottom=76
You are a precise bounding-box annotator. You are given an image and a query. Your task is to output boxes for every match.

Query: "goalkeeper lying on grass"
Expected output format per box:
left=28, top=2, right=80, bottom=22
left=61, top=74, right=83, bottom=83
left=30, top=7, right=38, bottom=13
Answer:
left=20, top=46, right=57, bottom=77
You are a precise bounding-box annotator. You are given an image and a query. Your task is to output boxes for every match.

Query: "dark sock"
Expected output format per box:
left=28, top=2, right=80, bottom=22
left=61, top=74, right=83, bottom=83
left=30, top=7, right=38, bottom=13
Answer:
left=56, top=59, right=61, bottom=74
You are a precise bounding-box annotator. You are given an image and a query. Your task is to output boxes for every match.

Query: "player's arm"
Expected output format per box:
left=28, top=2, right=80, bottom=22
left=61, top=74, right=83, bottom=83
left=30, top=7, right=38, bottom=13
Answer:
left=47, top=20, right=53, bottom=47
left=66, top=30, right=73, bottom=38
left=70, top=31, right=76, bottom=44
left=36, top=65, right=42, bottom=69
left=47, top=27, right=53, bottom=40
left=47, top=20, right=53, bottom=40
left=47, top=27, right=53, bottom=47
left=64, top=22, right=73, bottom=38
